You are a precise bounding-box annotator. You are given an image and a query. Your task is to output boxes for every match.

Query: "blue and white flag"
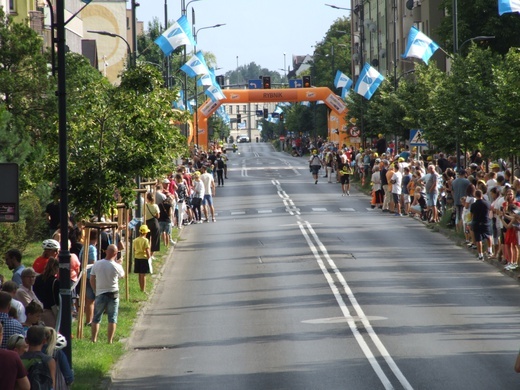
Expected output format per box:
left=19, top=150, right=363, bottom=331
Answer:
left=155, top=15, right=196, bottom=56
left=173, top=90, right=186, bottom=110
left=181, top=51, right=210, bottom=78
left=354, top=63, right=384, bottom=100
left=401, top=26, right=440, bottom=65
left=204, top=84, right=226, bottom=102
left=197, top=68, right=217, bottom=87
left=341, top=86, right=350, bottom=100
left=334, top=70, right=353, bottom=90
left=499, top=0, right=520, bottom=14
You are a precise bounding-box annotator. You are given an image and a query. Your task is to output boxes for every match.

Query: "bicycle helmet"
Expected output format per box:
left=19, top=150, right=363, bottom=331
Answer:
left=42, top=239, right=60, bottom=250
left=55, top=333, right=67, bottom=350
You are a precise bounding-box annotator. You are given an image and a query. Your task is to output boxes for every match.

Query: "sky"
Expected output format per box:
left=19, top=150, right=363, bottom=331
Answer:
left=137, top=0, right=351, bottom=76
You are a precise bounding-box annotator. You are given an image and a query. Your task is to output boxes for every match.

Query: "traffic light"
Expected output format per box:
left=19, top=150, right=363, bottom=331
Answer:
left=237, top=114, right=241, bottom=123
left=262, top=76, right=271, bottom=89
left=303, top=75, right=311, bottom=88
left=263, top=108, right=268, bottom=118
left=216, top=75, right=224, bottom=87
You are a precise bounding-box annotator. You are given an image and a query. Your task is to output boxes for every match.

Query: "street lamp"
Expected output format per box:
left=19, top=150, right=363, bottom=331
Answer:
left=87, top=30, right=133, bottom=67
left=192, top=21, right=226, bottom=147
left=325, top=3, right=351, bottom=11
left=459, top=36, right=495, bottom=53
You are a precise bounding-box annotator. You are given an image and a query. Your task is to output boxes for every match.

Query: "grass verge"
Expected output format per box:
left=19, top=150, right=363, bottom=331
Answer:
left=0, top=228, right=181, bottom=389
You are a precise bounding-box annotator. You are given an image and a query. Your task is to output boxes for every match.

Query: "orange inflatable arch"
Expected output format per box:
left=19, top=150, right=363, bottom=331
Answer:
left=193, top=87, right=350, bottom=148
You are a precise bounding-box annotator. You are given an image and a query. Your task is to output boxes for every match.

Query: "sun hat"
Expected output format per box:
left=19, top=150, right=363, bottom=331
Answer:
left=139, top=225, right=150, bottom=234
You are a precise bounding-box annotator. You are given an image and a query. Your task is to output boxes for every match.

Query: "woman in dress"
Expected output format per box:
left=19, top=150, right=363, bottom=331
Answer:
left=145, top=191, right=161, bottom=258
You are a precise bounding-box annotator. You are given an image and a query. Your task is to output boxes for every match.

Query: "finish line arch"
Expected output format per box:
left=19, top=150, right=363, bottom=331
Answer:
left=193, top=87, right=350, bottom=148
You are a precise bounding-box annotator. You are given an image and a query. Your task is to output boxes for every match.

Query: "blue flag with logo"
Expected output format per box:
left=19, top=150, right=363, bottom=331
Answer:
left=334, top=70, right=353, bottom=90
left=181, top=51, right=210, bottom=78
left=204, top=84, right=226, bottom=102
left=155, top=15, right=196, bottom=56
left=197, top=68, right=217, bottom=87
left=354, top=63, right=384, bottom=100
left=498, top=0, right=520, bottom=14
left=401, top=26, right=440, bottom=65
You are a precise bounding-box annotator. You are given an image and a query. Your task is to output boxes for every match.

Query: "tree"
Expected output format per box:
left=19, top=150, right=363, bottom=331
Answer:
left=0, top=10, right=53, bottom=190
left=486, top=48, right=520, bottom=160
left=437, top=0, right=520, bottom=56
left=60, top=63, right=189, bottom=218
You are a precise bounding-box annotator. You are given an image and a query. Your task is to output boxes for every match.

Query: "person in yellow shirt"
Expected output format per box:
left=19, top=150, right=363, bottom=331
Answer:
left=133, top=225, right=151, bottom=292
left=339, top=163, right=353, bottom=196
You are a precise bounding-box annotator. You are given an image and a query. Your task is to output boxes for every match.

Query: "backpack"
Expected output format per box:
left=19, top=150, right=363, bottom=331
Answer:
left=217, top=158, right=225, bottom=169
left=23, top=357, right=53, bottom=390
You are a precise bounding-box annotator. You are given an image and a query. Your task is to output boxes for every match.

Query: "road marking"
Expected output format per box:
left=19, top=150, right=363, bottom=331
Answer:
left=299, top=221, right=413, bottom=390
left=312, top=208, right=327, bottom=212
left=340, top=208, right=355, bottom=212
left=257, top=210, right=272, bottom=214
left=231, top=211, right=246, bottom=215
left=270, top=179, right=413, bottom=390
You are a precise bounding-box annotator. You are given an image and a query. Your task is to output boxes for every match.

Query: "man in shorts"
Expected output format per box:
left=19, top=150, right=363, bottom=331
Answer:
left=90, top=244, right=125, bottom=344
left=309, top=150, right=322, bottom=185
left=200, top=166, right=216, bottom=222
left=470, top=189, right=493, bottom=260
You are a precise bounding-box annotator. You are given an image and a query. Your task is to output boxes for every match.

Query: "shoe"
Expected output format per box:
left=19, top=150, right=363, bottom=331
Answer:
left=170, top=239, right=175, bottom=245
left=382, top=209, right=389, bottom=213
left=315, top=180, right=318, bottom=184
left=467, top=242, right=473, bottom=247
left=371, top=205, right=375, bottom=209
left=212, top=218, right=216, bottom=222
left=509, top=264, right=519, bottom=270
left=470, top=245, right=477, bottom=250
left=378, top=206, right=383, bottom=209
left=394, top=213, right=400, bottom=216
left=478, top=254, right=484, bottom=261
left=347, top=191, right=350, bottom=196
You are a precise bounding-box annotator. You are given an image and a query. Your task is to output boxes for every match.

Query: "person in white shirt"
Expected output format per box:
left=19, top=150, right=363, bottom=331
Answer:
left=391, top=161, right=403, bottom=216
left=200, top=166, right=216, bottom=222
left=90, top=245, right=125, bottom=344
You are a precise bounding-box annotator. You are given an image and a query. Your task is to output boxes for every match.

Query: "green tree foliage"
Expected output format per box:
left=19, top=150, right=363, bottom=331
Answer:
left=0, top=10, right=52, bottom=190
left=225, top=62, right=281, bottom=87
left=62, top=63, right=188, bottom=218
left=486, top=49, right=520, bottom=159
left=309, top=17, right=351, bottom=91
left=438, top=0, right=520, bottom=55
left=285, top=104, right=314, bottom=137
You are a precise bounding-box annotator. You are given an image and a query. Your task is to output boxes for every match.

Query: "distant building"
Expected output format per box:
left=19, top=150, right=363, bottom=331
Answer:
left=287, top=54, right=312, bottom=79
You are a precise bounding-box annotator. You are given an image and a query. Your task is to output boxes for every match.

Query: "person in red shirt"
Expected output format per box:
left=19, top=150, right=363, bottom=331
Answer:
left=32, top=239, right=60, bottom=274
left=0, top=323, right=29, bottom=389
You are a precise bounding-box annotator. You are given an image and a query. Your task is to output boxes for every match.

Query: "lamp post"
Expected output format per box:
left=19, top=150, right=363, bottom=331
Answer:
left=181, top=0, right=202, bottom=112
left=325, top=3, right=351, bottom=11
left=87, top=30, right=132, bottom=66
left=192, top=21, right=226, bottom=147
left=236, top=55, right=239, bottom=85
left=459, top=36, right=495, bottom=53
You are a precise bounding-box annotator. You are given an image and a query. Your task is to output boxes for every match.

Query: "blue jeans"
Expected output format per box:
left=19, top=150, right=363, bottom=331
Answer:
left=93, top=292, right=120, bottom=324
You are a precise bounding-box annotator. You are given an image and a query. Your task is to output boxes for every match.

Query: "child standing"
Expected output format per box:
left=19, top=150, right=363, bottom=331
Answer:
left=133, top=225, right=152, bottom=292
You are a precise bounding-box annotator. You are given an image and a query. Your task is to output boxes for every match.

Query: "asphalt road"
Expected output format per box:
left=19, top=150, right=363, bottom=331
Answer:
left=110, top=142, right=520, bottom=390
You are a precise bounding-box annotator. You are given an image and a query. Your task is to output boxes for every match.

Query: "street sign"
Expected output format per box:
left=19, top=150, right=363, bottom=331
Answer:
left=289, top=79, right=302, bottom=88
left=349, top=126, right=360, bottom=137
left=410, top=129, right=427, bottom=146
left=248, top=79, right=262, bottom=89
